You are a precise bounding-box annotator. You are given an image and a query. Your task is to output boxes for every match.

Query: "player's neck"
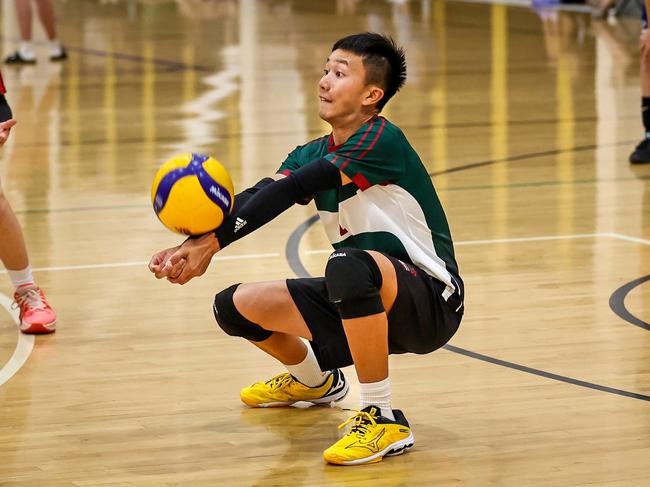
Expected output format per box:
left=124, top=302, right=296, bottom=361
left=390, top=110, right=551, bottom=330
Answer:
left=330, top=112, right=378, bottom=146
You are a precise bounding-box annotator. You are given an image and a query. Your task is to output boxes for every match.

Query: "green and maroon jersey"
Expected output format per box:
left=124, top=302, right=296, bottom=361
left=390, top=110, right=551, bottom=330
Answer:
left=278, top=115, right=462, bottom=301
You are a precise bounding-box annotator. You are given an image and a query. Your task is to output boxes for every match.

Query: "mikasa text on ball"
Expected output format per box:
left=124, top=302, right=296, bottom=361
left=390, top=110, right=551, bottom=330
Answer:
left=151, top=153, right=234, bottom=235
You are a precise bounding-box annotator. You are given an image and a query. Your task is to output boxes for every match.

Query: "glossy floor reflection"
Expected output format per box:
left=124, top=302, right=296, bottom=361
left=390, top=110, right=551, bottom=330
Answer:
left=0, top=0, right=648, bottom=485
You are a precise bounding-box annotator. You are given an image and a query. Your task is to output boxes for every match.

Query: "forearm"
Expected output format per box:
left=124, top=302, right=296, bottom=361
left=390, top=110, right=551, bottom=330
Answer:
left=215, top=158, right=341, bottom=248
left=232, top=176, right=276, bottom=211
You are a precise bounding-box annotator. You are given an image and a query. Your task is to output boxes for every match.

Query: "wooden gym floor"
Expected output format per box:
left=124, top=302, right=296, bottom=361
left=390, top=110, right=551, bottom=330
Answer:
left=0, top=0, right=648, bottom=485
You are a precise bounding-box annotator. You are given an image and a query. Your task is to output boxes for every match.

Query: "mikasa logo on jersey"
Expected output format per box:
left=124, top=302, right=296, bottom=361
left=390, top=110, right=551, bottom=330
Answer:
left=328, top=252, right=347, bottom=260
left=209, top=185, right=230, bottom=207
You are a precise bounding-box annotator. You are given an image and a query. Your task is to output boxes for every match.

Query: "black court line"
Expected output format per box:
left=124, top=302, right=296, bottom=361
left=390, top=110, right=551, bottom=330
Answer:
left=285, top=215, right=320, bottom=278
left=609, top=275, right=650, bottom=331
left=65, top=45, right=211, bottom=72
left=9, top=116, right=637, bottom=150
left=429, top=139, right=637, bottom=177
left=285, top=215, right=650, bottom=402
left=20, top=41, right=211, bottom=72
left=443, top=344, right=650, bottom=401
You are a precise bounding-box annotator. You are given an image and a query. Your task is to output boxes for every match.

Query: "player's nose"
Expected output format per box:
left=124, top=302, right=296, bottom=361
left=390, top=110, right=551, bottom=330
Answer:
left=319, top=75, right=329, bottom=91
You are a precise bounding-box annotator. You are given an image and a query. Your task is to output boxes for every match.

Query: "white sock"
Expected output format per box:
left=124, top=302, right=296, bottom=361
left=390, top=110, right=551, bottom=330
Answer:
left=18, top=42, right=35, bottom=60
left=360, top=377, right=395, bottom=420
left=8, top=266, right=35, bottom=289
left=48, top=40, right=63, bottom=57
left=285, top=345, right=331, bottom=387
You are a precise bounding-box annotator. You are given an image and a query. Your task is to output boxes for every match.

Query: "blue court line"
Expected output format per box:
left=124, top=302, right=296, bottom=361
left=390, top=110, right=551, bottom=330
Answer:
left=286, top=215, right=650, bottom=403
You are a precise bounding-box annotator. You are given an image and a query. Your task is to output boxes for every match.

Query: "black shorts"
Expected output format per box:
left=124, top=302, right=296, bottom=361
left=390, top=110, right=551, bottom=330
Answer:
left=286, top=255, right=464, bottom=371
left=0, top=94, right=12, bottom=123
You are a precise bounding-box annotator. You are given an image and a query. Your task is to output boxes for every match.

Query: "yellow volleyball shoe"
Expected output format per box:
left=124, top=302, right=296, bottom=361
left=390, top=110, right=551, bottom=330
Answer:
left=323, top=406, right=415, bottom=466
left=240, top=369, right=349, bottom=408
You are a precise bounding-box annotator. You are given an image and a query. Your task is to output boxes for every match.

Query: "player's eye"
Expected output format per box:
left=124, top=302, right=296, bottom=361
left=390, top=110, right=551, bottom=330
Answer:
left=336, top=71, right=344, bottom=78
left=323, top=69, right=330, bottom=75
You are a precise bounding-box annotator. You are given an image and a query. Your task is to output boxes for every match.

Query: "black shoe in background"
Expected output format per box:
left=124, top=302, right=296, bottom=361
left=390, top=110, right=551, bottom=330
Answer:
left=50, top=47, right=67, bottom=62
left=629, top=138, right=650, bottom=164
left=5, top=51, right=36, bottom=65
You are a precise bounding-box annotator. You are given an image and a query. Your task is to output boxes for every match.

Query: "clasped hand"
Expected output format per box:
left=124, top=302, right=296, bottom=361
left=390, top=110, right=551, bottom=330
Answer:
left=148, top=233, right=220, bottom=285
left=0, top=119, right=17, bottom=146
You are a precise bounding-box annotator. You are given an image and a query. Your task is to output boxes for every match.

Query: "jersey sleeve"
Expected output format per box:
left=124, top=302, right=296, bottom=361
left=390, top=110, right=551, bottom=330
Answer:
left=276, top=146, right=302, bottom=176
left=323, top=117, right=404, bottom=190
left=0, top=69, right=6, bottom=95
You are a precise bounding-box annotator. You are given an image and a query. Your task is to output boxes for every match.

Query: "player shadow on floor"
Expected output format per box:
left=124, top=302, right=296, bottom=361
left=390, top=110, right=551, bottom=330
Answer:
left=239, top=404, right=454, bottom=486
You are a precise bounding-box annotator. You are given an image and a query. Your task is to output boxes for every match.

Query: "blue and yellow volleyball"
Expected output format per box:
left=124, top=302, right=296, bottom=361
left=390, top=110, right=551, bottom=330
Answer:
left=151, top=153, right=235, bottom=235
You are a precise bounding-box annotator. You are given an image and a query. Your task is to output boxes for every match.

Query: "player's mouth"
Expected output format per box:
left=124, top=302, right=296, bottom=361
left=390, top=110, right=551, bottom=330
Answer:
left=319, top=96, right=332, bottom=103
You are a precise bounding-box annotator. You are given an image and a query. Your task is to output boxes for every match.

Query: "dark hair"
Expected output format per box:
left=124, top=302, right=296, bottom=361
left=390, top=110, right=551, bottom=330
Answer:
left=332, top=32, right=406, bottom=112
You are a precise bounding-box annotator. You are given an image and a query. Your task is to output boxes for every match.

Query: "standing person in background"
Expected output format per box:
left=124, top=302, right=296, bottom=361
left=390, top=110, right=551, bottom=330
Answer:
left=5, top=0, right=67, bottom=64
left=0, top=70, right=57, bottom=333
left=629, top=0, right=650, bottom=164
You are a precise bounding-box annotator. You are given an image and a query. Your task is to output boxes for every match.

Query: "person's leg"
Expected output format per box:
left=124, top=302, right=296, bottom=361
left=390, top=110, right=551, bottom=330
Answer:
left=213, top=280, right=349, bottom=406
left=5, top=0, right=36, bottom=63
left=33, top=0, right=57, bottom=39
left=0, top=185, right=56, bottom=334
left=324, top=249, right=397, bottom=414
left=631, top=8, right=650, bottom=163
left=341, top=251, right=398, bottom=423
left=322, top=248, right=414, bottom=465
left=33, top=0, right=66, bottom=60
left=232, top=280, right=312, bottom=365
left=14, top=0, right=33, bottom=41
left=641, top=23, right=650, bottom=130
left=0, top=187, right=29, bottom=272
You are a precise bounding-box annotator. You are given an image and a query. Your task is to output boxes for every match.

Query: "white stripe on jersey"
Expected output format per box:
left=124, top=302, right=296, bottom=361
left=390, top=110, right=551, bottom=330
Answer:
left=317, top=184, right=456, bottom=299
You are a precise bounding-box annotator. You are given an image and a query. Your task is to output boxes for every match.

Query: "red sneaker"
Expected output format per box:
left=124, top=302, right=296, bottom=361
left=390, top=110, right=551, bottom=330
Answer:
left=13, top=284, right=57, bottom=334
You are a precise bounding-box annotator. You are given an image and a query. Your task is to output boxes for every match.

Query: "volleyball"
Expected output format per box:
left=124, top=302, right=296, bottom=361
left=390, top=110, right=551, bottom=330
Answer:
left=151, top=153, right=235, bottom=235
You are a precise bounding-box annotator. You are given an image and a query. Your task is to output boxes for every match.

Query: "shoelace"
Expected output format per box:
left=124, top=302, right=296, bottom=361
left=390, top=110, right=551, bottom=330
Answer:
left=265, top=373, right=294, bottom=390
left=338, top=411, right=377, bottom=437
left=13, top=288, right=45, bottom=311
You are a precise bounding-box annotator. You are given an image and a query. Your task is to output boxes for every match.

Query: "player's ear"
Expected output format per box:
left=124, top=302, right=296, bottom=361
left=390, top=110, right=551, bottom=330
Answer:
left=362, top=85, right=384, bottom=107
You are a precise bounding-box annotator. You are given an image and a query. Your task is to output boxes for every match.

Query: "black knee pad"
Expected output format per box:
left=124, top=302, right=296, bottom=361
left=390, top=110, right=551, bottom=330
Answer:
left=213, top=284, right=273, bottom=342
left=325, top=248, right=385, bottom=319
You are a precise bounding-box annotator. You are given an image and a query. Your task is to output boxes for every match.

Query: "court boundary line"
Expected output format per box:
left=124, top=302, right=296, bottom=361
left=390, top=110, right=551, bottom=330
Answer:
left=0, top=233, right=639, bottom=274
left=445, top=344, right=650, bottom=401
left=429, top=139, right=637, bottom=177
left=1, top=231, right=646, bottom=392
left=0, top=252, right=279, bottom=274
left=0, top=292, right=35, bottom=388
left=287, top=215, right=650, bottom=402
left=609, top=275, right=650, bottom=331
left=303, top=232, right=650, bottom=255
left=2, top=38, right=212, bottom=72
left=0, top=252, right=278, bottom=388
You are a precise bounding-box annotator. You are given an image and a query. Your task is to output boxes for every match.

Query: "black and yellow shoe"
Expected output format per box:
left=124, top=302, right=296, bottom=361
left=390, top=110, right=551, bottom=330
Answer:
left=240, top=369, right=348, bottom=408
left=323, top=406, right=414, bottom=466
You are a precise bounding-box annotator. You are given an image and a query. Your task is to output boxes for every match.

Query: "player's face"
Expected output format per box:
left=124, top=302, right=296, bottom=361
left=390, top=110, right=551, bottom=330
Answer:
left=319, top=49, right=374, bottom=124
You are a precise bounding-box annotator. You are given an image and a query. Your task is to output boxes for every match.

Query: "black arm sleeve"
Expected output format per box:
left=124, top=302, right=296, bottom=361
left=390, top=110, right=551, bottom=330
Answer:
left=214, top=158, right=341, bottom=248
left=186, top=177, right=274, bottom=241
left=233, top=177, right=275, bottom=210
